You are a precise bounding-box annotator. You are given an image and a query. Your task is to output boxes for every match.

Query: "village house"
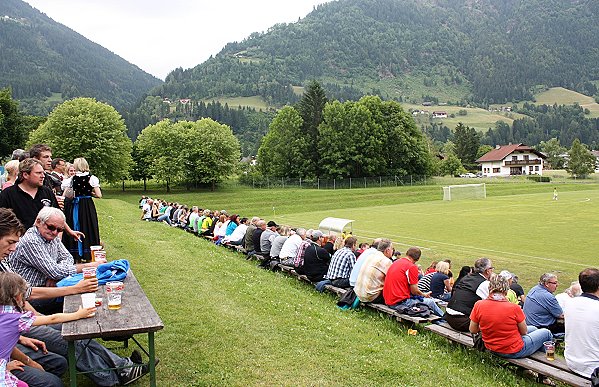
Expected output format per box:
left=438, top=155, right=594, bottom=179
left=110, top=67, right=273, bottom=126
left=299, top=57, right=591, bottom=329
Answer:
left=476, top=143, right=546, bottom=176
left=432, top=111, right=448, bottom=118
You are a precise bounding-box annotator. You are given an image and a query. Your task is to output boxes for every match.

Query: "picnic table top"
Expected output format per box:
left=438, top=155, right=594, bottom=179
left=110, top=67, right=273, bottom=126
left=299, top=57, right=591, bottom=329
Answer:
left=61, top=270, right=164, bottom=341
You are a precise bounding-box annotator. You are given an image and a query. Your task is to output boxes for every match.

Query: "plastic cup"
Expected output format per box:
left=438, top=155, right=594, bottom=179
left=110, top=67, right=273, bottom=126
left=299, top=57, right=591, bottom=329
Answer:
left=543, top=341, right=555, bottom=361
left=90, top=245, right=103, bottom=262
left=82, top=267, right=96, bottom=279
left=81, top=293, right=96, bottom=316
left=94, top=250, right=107, bottom=263
left=106, top=281, right=124, bottom=310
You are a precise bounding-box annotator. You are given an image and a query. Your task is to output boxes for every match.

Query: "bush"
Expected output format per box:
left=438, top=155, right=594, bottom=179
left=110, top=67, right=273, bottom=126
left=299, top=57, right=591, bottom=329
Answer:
left=527, top=175, right=551, bottom=183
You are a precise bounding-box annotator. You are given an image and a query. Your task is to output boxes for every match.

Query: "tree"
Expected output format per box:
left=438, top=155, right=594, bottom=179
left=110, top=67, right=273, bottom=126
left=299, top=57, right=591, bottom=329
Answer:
left=0, top=88, right=26, bottom=158
left=257, top=106, right=307, bottom=178
left=566, top=139, right=595, bottom=178
left=130, top=142, right=153, bottom=190
left=453, top=123, right=480, bottom=170
left=28, top=98, right=132, bottom=182
left=476, top=144, right=494, bottom=160
left=296, top=80, right=328, bottom=176
left=440, top=153, right=467, bottom=176
left=539, top=138, right=566, bottom=169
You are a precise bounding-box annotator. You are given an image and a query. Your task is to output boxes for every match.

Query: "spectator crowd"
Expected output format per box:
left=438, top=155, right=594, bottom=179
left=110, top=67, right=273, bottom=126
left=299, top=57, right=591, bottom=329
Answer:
left=139, top=194, right=599, bottom=383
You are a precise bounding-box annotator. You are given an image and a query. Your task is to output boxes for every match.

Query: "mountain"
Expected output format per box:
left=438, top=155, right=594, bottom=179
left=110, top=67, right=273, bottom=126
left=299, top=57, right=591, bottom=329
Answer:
left=147, top=0, right=599, bottom=108
left=0, top=0, right=162, bottom=115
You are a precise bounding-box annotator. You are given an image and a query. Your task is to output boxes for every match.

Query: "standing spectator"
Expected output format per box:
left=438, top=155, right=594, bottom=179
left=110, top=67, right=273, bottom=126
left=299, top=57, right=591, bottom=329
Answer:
left=61, top=158, right=101, bottom=263
left=28, top=145, right=59, bottom=194
left=324, top=236, right=357, bottom=288
left=564, top=268, right=599, bottom=378
left=523, top=273, right=564, bottom=334
left=2, top=160, right=19, bottom=190
left=383, top=247, right=444, bottom=317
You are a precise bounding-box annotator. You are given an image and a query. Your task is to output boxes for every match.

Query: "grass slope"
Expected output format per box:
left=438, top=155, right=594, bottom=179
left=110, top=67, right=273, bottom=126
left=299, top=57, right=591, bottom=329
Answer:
left=532, top=87, right=599, bottom=118
left=94, top=194, right=545, bottom=386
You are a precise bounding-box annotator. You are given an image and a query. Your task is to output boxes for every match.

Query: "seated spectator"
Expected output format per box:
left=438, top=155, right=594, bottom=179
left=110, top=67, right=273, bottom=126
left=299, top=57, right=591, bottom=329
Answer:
left=453, top=266, right=473, bottom=291
left=212, top=215, right=228, bottom=242
left=251, top=220, right=266, bottom=256
left=417, top=271, right=435, bottom=293
left=187, top=206, right=200, bottom=232
left=523, top=273, right=564, bottom=334
left=279, top=228, right=306, bottom=266
left=498, top=271, right=520, bottom=305
left=157, top=202, right=173, bottom=225
left=258, top=221, right=278, bottom=261
left=324, top=236, right=357, bottom=288
left=382, top=247, right=444, bottom=317
left=354, top=239, right=394, bottom=304
left=469, top=274, right=553, bottom=359
left=424, top=261, right=438, bottom=275
left=199, top=210, right=215, bottom=236
left=510, top=273, right=526, bottom=306
left=141, top=198, right=154, bottom=221
left=293, top=229, right=314, bottom=268
left=555, top=281, right=582, bottom=310
left=349, top=239, right=382, bottom=287
left=564, top=268, right=599, bottom=378
left=177, top=206, right=190, bottom=228
left=295, top=230, right=330, bottom=282
left=223, top=217, right=247, bottom=244
left=321, top=234, right=336, bottom=255
left=430, top=261, right=453, bottom=301
left=269, top=226, right=290, bottom=260
left=243, top=217, right=260, bottom=255
left=444, top=258, right=494, bottom=332
left=7, top=208, right=105, bottom=314
left=224, top=215, right=239, bottom=236
left=355, top=242, right=370, bottom=258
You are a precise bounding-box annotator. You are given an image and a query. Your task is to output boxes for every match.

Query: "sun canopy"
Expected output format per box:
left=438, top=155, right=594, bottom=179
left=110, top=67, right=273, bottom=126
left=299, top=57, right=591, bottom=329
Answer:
left=318, top=217, right=354, bottom=234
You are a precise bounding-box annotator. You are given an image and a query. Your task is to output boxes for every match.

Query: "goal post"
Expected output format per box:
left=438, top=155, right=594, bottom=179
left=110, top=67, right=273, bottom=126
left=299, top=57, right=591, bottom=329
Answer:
left=443, top=183, right=486, bottom=201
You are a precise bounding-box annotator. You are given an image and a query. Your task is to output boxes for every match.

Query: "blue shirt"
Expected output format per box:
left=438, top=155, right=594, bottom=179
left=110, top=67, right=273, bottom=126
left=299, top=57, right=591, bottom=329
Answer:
left=349, top=248, right=376, bottom=287
left=523, top=284, right=563, bottom=327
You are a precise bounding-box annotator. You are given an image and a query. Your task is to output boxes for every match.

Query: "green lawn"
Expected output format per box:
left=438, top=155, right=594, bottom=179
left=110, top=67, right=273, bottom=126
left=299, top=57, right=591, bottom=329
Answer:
left=531, top=87, right=599, bottom=118
left=202, top=96, right=272, bottom=111
left=93, top=181, right=599, bottom=385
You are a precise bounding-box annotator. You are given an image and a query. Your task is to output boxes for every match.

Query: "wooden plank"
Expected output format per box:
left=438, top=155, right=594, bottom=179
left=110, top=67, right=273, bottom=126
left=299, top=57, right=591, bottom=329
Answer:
left=506, top=358, right=591, bottom=387
left=323, top=284, right=347, bottom=297
left=425, top=324, right=474, bottom=347
left=62, top=270, right=164, bottom=341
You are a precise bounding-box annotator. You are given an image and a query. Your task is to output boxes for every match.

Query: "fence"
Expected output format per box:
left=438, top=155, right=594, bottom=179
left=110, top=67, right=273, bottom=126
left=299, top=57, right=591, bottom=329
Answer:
left=240, top=175, right=430, bottom=189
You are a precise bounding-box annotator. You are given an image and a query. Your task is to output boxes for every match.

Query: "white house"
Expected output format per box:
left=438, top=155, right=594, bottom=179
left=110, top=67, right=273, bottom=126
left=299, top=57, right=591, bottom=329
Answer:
left=476, top=143, right=546, bottom=176
left=432, top=111, right=448, bottom=118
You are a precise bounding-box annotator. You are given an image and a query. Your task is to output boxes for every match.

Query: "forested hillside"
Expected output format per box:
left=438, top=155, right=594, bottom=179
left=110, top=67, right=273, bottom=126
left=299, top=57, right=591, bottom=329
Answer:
left=148, top=0, right=599, bottom=108
left=0, top=0, right=161, bottom=115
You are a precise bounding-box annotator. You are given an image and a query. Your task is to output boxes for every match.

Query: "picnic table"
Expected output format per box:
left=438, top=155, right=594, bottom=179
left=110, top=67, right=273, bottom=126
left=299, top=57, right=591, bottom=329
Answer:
left=61, top=270, right=164, bottom=387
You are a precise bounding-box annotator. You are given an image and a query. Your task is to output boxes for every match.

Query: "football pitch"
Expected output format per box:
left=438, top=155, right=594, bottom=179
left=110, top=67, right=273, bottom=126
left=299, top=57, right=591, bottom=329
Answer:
left=271, top=187, right=599, bottom=290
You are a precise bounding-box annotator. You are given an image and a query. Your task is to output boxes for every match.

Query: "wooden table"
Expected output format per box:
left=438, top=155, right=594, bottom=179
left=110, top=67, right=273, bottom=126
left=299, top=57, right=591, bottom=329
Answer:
left=62, top=270, right=164, bottom=386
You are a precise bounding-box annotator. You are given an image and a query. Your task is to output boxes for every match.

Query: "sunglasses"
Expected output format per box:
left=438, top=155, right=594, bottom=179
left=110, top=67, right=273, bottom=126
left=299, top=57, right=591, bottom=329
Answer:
left=45, top=224, right=65, bottom=233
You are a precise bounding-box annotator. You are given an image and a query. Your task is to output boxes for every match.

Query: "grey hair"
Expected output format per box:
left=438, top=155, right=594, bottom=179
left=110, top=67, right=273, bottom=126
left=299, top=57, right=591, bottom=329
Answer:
left=473, top=258, right=492, bottom=274
left=488, top=273, right=510, bottom=294
left=539, top=273, right=557, bottom=284
left=377, top=239, right=393, bottom=252
left=36, top=207, right=65, bottom=223
left=565, top=281, right=582, bottom=297
left=296, top=228, right=306, bottom=237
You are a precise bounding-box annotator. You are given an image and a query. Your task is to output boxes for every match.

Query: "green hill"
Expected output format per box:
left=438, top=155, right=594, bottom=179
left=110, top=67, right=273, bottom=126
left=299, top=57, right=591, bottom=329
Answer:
left=532, top=87, right=599, bottom=118
left=0, top=0, right=162, bottom=115
left=146, top=0, right=599, bottom=109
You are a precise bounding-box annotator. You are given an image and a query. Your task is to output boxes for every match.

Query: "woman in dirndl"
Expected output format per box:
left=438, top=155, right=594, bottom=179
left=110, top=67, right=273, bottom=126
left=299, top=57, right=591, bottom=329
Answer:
left=61, top=157, right=102, bottom=262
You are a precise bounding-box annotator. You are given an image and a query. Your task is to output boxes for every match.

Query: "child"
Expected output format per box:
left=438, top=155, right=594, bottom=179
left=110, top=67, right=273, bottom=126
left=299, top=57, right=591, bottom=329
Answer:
left=0, top=272, right=96, bottom=386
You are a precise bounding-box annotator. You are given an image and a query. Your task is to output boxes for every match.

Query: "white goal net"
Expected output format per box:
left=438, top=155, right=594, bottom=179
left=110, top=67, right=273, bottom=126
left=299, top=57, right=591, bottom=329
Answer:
left=443, top=183, right=486, bottom=201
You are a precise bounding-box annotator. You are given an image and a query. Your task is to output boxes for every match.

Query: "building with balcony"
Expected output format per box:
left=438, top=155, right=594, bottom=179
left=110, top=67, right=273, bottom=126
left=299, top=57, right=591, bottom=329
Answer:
left=476, top=143, right=546, bottom=176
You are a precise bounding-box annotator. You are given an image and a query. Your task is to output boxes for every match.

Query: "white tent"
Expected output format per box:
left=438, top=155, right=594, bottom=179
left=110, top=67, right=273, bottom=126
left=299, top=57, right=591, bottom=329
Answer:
left=318, top=217, right=354, bottom=235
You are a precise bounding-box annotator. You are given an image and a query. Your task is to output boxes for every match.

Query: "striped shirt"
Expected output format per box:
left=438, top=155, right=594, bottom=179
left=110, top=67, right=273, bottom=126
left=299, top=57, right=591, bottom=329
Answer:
left=325, top=247, right=356, bottom=280
left=7, top=226, right=76, bottom=287
left=417, top=272, right=435, bottom=293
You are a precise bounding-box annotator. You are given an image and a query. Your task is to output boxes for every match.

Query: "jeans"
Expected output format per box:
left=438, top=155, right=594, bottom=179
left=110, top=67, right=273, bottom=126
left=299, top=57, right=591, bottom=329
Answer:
left=157, top=214, right=171, bottom=225
left=493, top=326, right=553, bottom=359
left=24, top=325, right=132, bottom=386
left=393, top=297, right=445, bottom=317
left=13, top=344, right=66, bottom=387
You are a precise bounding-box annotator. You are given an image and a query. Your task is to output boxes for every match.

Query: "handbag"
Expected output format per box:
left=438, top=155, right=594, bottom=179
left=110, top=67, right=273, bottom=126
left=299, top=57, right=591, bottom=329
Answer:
left=63, top=179, right=74, bottom=199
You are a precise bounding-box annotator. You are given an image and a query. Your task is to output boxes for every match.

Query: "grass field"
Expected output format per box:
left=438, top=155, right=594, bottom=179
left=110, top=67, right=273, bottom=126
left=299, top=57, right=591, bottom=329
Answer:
left=96, top=181, right=594, bottom=386
left=202, top=96, right=271, bottom=111
left=531, top=87, right=599, bottom=118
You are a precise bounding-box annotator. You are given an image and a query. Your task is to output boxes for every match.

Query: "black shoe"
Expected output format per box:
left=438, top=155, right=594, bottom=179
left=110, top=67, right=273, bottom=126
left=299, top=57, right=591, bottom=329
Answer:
left=130, top=349, right=160, bottom=367
left=120, top=363, right=149, bottom=385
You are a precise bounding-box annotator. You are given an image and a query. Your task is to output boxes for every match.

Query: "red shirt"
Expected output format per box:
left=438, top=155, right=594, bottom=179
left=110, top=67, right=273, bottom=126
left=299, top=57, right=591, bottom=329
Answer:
left=470, top=298, right=525, bottom=354
left=383, top=257, right=419, bottom=305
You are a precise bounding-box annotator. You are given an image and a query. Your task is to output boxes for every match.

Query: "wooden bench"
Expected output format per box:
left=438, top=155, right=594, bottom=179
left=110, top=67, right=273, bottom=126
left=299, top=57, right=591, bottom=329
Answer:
left=424, top=324, right=591, bottom=387
left=367, top=302, right=441, bottom=324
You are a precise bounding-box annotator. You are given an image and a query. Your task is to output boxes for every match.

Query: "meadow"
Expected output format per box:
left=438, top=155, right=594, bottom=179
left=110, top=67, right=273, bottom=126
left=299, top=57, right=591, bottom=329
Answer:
left=81, top=179, right=599, bottom=386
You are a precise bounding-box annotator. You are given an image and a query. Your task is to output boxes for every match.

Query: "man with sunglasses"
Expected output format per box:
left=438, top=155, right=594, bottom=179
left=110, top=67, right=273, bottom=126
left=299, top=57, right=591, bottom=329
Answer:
left=7, top=207, right=104, bottom=314
left=523, top=273, right=564, bottom=334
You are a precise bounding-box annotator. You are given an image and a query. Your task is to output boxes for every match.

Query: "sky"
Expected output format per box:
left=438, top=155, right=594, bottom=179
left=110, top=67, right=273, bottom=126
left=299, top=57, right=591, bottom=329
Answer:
left=23, top=0, right=331, bottom=80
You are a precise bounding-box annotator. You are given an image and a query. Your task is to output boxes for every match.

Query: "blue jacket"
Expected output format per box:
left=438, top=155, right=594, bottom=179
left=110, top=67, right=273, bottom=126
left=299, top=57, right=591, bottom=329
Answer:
left=57, top=259, right=130, bottom=287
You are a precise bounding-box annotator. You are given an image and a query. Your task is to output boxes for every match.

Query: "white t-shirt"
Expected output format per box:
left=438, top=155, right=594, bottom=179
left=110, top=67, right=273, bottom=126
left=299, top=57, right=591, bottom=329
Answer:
left=142, top=203, right=152, bottom=220
left=555, top=292, right=574, bottom=310
left=564, top=295, right=599, bottom=377
left=278, top=234, right=303, bottom=259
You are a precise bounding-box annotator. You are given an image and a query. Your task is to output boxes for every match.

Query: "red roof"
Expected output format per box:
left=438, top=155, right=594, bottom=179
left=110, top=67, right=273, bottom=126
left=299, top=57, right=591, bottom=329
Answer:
left=476, top=144, right=546, bottom=163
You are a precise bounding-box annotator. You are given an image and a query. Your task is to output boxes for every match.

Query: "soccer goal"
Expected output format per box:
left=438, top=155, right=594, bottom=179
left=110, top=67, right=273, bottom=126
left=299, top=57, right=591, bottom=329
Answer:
left=443, top=183, right=486, bottom=201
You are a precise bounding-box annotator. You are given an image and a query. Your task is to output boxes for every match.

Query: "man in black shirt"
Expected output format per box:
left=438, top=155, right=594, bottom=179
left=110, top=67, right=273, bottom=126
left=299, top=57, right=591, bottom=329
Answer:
left=0, top=159, right=82, bottom=241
